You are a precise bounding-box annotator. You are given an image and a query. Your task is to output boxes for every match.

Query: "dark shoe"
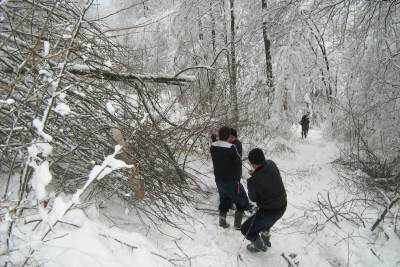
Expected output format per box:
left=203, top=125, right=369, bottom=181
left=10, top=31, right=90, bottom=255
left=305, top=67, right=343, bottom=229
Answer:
left=246, top=236, right=267, bottom=253
left=245, top=203, right=255, bottom=213
left=234, top=210, right=244, bottom=230
left=219, top=212, right=230, bottom=228
left=260, top=230, right=271, bottom=247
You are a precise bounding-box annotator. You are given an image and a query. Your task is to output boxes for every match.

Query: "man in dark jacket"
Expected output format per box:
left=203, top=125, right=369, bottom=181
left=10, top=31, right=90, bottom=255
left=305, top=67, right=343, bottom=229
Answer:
left=210, top=126, right=250, bottom=229
left=300, top=112, right=310, bottom=139
left=229, top=128, right=242, bottom=157
left=241, top=148, right=287, bottom=252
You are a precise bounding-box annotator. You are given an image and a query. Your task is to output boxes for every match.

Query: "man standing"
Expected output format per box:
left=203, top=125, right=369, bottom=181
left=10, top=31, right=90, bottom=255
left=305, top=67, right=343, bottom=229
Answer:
left=210, top=126, right=250, bottom=229
left=228, top=128, right=242, bottom=157
left=300, top=112, right=310, bottom=139
left=211, top=128, right=242, bottom=157
left=241, top=148, right=287, bottom=252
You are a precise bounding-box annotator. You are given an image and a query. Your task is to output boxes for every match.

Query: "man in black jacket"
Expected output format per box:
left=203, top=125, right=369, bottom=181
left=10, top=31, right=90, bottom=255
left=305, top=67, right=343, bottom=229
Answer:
left=229, top=128, right=242, bottom=157
left=210, top=126, right=250, bottom=229
left=241, top=148, right=287, bottom=252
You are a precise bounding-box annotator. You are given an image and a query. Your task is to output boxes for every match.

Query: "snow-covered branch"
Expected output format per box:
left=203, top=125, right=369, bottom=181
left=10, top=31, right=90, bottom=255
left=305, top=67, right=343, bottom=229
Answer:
left=67, top=64, right=196, bottom=85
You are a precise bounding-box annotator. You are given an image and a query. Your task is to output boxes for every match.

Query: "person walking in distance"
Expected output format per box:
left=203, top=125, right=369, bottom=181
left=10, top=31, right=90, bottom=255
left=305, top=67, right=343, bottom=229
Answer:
left=241, top=148, right=287, bottom=252
left=210, top=126, right=250, bottom=229
left=300, top=112, right=310, bottom=139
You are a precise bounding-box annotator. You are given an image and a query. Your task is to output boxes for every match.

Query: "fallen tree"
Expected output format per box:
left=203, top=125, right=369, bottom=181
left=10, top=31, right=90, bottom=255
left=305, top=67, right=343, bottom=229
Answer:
left=0, top=3, right=213, bottom=266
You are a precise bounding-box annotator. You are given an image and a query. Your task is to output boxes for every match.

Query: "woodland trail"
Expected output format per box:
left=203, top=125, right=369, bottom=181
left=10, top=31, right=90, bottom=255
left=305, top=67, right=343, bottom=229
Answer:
left=178, top=128, right=340, bottom=267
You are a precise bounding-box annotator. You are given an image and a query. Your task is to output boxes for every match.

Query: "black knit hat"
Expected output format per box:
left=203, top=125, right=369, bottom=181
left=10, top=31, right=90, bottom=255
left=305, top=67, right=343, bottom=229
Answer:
left=248, top=148, right=266, bottom=165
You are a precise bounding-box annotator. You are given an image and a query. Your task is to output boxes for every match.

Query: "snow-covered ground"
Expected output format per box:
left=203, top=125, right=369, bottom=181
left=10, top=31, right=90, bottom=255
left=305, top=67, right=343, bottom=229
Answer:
left=136, top=128, right=398, bottom=267
left=2, top=128, right=399, bottom=267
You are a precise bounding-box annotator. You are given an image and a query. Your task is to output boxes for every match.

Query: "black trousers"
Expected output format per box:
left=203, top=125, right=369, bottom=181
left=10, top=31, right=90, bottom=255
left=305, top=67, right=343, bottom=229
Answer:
left=241, top=205, right=286, bottom=241
left=301, top=126, right=309, bottom=139
left=215, top=177, right=249, bottom=213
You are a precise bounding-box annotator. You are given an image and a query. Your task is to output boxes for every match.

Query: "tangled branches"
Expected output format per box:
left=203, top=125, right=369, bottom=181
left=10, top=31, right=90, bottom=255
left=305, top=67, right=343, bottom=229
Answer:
left=310, top=169, right=400, bottom=239
left=0, top=0, right=211, bottom=235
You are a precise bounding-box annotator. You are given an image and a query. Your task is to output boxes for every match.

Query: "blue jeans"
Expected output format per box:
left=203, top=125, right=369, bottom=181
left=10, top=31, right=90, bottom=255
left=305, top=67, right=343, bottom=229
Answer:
left=215, top=178, right=249, bottom=213
left=241, top=206, right=286, bottom=241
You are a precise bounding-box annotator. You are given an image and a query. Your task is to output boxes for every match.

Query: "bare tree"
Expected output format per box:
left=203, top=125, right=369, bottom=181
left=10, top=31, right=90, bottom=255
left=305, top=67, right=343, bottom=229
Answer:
left=261, top=0, right=274, bottom=118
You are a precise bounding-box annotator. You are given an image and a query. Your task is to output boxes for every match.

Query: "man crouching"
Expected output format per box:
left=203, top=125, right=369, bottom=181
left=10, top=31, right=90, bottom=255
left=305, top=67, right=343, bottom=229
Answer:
left=241, top=148, right=287, bottom=252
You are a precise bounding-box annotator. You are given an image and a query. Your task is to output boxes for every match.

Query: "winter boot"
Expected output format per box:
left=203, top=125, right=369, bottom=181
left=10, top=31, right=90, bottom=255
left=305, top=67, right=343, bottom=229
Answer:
left=234, top=210, right=244, bottom=230
left=219, top=212, right=230, bottom=228
left=246, top=235, right=267, bottom=253
left=260, top=230, right=271, bottom=247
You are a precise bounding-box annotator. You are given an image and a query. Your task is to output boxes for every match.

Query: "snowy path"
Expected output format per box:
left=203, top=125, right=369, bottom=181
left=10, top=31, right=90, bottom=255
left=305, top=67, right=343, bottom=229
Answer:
left=95, top=128, right=398, bottom=267
left=168, top=128, right=341, bottom=267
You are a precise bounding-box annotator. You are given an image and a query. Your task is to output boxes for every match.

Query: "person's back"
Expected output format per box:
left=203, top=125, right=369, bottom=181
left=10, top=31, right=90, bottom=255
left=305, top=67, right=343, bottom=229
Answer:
left=300, top=114, right=310, bottom=139
left=210, top=140, right=241, bottom=181
left=300, top=115, right=310, bottom=128
left=247, top=160, right=286, bottom=210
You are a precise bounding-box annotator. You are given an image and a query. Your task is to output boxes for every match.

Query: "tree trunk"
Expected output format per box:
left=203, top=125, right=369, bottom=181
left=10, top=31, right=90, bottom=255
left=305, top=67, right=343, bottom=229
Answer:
left=198, top=9, right=203, bottom=41
left=209, top=2, right=216, bottom=106
left=261, top=0, right=274, bottom=119
left=230, top=0, right=239, bottom=125
left=221, top=0, right=230, bottom=99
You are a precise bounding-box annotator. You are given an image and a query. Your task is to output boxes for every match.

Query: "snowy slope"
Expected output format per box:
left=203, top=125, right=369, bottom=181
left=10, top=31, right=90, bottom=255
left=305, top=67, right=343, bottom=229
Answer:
left=4, top=128, right=398, bottom=267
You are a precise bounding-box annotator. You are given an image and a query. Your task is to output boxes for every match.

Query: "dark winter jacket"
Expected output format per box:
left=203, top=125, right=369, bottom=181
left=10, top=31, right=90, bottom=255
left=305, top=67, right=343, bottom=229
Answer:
left=247, top=160, right=287, bottom=211
left=300, top=115, right=310, bottom=129
left=233, top=140, right=243, bottom=158
left=210, top=140, right=242, bottom=181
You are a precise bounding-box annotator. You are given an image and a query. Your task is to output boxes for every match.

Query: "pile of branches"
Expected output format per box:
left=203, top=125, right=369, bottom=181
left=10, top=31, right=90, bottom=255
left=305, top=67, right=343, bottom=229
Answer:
left=0, top=0, right=210, bottom=231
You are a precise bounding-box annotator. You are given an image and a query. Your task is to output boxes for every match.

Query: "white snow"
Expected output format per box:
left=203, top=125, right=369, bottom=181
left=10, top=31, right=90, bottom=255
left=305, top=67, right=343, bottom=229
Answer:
left=39, top=69, right=52, bottom=77
left=93, top=128, right=400, bottom=267
left=68, top=63, right=91, bottom=71
left=62, top=34, right=72, bottom=39
left=43, top=41, right=50, bottom=56
left=54, top=102, right=71, bottom=116
left=104, top=60, right=113, bottom=68
left=106, top=101, right=116, bottom=115
left=72, top=145, right=132, bottom=204
left=32, top=118, right=53, bottom=142
left=304, top=92, right=312, bottom=105
left=2, top=128, right=399, bottom=267
left=0, top=98, right=15, bottom=105
left=30, top=161, right=52, bottom=201
left=28, top=142, right=53, bottom=158
left=140, top=113, right=148, bottom=124
left=48, top=196, right=69, bottom=225
left=74, top=90, right=86, bottom=97
left=35, top=212, right=168, bottom=267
